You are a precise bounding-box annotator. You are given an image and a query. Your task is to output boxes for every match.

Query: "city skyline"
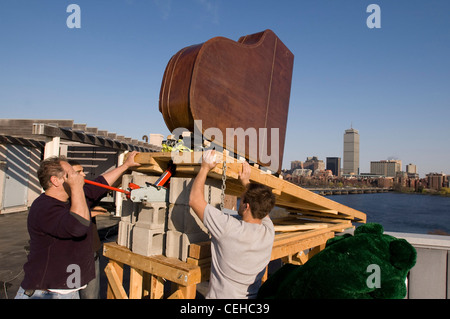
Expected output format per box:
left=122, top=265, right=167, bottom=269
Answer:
left=1, top=1, right=449, bottom=176
left=289, top=125, right=444, bottom=178
left=290, top=125, right=434, bottom=178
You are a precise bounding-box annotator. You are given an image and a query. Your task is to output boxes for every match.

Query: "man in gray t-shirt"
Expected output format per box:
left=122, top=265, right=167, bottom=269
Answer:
left=189, top=150, right=276, bottom=299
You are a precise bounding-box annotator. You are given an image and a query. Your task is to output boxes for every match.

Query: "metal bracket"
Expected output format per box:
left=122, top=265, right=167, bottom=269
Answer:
left=129, top=186, right=168, bottom=203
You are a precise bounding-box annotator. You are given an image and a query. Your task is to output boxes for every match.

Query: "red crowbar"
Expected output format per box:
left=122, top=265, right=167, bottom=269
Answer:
left=84, top=179, right=131, bottom=198
left=84, top=161, right=176, bottom=199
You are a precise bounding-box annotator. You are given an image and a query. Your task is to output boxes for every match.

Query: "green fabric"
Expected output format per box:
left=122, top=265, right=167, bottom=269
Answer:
left=258, top=223, right=416, bottom=299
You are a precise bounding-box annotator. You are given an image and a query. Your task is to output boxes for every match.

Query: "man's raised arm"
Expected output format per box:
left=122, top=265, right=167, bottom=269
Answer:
left=189, top=150, right=219, bottom=222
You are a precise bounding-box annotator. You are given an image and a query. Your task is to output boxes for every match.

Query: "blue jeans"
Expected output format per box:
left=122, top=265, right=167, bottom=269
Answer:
left=15, top=286, right=80, bottom=299
left=79, top=252, right=100, bottom=299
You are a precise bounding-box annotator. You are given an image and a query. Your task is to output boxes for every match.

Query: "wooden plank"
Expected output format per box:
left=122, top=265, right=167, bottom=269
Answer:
left=226, top=163, right=366, bottom=221
left=106, top=260, right=124, bottom=299
left=103, top=242, right=201, bottom=286
left=292, top=215, right=354, bottom=224
left=298, top=211, right=353, bottom=220
left=273, top=222, right=353, bottom=247
left=273, top=223, right=328, bottom=232
left=129, top=152, right=366, bottom=222
left=186, top=257, right=211, bottom=266
left=129, top=267, right=143, bottom=299
left=168, top=289, right=184, bottom=299
left=271, top=232, right=334, bottom=260
left=150, top=275, right=165, bottom=299
left=294, top=251, right=309, bottom=265
left=188, top=241, right=212, bottom=259
left=177, top=284, right=197, bottom=299
left=187, top=257, right=211, bottom=282
left=308, top=244, right=326, bottom=259
left=104, top=262, right=128, bottom=299
left=187, top=222, right=353, bottom=266
left=185, top=232, right=337, bottom=282
left=142, top=272, right=151, bottom=299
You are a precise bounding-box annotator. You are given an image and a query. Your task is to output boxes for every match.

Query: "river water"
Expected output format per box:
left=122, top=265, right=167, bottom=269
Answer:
left=328, top=192, right=450, bottom=235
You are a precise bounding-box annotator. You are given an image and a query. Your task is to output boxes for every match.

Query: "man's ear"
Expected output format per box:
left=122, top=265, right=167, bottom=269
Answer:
left=49, top=175, right=62, bottom=188
left=244, top=203, right=252, bottom=214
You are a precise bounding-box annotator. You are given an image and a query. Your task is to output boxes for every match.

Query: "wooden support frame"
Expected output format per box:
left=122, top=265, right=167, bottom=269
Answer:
left=103, top=242, right=200, bottom=299
left=103, top=226, right=344, bottom=299
left=103, top=224, right=354, bottom=299
left=109, top=222, right=352, bottom=299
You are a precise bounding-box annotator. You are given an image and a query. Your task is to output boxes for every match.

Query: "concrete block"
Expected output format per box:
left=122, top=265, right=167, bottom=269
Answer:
left=168, top=204, right=208, bottom=234
left=120, top=174, right=133, bottom=202
left=121, top=200, right=142, bottom=225
left=169, top=177, right=222, bottom=207
left=131, top=225, right=165, bottom=257
left=120, top=199, right=135, bottom=222
left=165, top=230, right=182, bottom=259
left=117, top=220, right=134, bottom=248
left=165, top=230, right=210, bottom=261
left=135, top=201, right=168, bottom=230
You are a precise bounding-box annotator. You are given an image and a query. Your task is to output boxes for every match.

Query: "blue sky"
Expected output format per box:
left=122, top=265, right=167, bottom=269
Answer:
left=1, top=0, right=449, bottom=176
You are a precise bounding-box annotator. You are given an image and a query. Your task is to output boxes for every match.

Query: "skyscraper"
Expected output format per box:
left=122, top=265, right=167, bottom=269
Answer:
left=326, top=157, right=341, bottom=176
left=343, top=127, right=360, bottom=175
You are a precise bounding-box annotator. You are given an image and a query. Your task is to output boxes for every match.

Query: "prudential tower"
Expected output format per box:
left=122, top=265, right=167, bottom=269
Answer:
left=343, top=127, right=360, bottom=175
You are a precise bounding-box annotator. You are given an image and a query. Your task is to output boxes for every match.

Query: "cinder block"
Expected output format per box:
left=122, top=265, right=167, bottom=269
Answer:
left=121, top=174, right=134, bottom=201
left=120, top=199, right=141, bottom=224
left=117, top=220, right=134, bottom=248
left=169, top=177, right=222, bottom=207
left=135, top=201, right=168, bottom=230
left=165, top=230, right=182, bottom=259
left=131, top=225, right=165, bottom=257
left=165, top=230, right=210, bottom=261
left=168, top=204, right=208, bottom=234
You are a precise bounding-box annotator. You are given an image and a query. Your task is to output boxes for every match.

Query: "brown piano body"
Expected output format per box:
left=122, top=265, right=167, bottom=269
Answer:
left=159, top=29, right=294, bottom=173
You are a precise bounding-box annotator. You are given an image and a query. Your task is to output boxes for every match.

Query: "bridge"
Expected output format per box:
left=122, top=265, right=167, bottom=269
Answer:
left=305, top=187, right=393, bottom=196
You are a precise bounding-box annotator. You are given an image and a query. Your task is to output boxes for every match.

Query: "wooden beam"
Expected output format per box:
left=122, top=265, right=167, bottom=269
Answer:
left=177, top=284, right=197, bottom=299
left=188, top=241, right=212, bottom=259
left=104, top=262, right=128, bottom=299
left=106, top=260, right=124, bottom=299
left=188, top=221, right=353, bottom=263
left=186, top=258, right=211, bottom=282
left=103, top=242, right=201, bottom=286
left=149, top=275, right=165, bottom=299
left=168, top=289, right=184, bottom=299
left=271, top=232, right=334, bottom=260
left=129, top=267, right=144, bottom=299
left=273, top=223, right=328, bottom=232
left=129, top=152, right=366, bottom=223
